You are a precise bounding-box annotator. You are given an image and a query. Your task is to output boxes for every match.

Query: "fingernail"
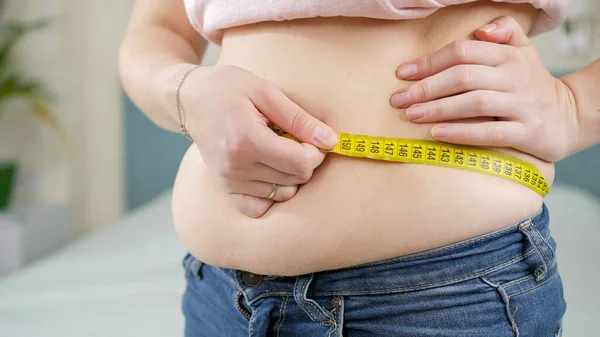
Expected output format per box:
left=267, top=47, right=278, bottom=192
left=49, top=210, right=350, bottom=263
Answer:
left=432, top=126, right=448, bottom=139
left=406, top=105, right=425, bottom=120
left=391, top=91, right=411, bottom=108
left=313, top=126, right=339, bottom=148
left=480, top=23, right=497, bottom=33
left=397, top=64, right=418, bottom=79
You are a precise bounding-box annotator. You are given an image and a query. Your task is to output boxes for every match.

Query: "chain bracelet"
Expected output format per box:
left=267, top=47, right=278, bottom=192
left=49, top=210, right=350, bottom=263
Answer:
left=176, top=64, right=202, bottom=142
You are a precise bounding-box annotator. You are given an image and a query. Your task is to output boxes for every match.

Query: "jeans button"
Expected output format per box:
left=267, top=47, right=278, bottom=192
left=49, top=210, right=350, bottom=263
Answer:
left=332, top=296, right=342, bottom=309
left=241, top=272, right=263, bottom=287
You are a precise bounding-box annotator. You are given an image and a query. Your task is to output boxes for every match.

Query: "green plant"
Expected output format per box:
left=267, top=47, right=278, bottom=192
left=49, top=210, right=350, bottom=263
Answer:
left=0, top=0, right=57, bottom=128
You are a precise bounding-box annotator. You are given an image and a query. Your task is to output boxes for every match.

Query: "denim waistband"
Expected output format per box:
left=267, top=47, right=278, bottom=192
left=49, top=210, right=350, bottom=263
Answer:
left=204, top=204, right=552, bottom=305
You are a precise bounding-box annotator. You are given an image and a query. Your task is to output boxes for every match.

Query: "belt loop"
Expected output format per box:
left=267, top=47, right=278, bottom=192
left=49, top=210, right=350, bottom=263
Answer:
left=186, top=258, right=204, bottom=281
left=293, top=274, right=333, bottom=324
left=519, top=219, right=555, bottom=281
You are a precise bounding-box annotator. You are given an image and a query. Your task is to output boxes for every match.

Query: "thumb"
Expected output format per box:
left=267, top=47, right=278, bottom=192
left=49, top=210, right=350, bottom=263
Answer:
left=255, top=86, right=339, bottom=150
left=474, top=16, right=531, bottom=47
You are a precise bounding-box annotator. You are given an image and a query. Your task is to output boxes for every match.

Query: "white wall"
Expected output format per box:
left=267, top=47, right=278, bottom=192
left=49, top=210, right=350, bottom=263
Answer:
left=65, top=0, right=131, bottom=233
left=2, top=0, right=131, bottom=234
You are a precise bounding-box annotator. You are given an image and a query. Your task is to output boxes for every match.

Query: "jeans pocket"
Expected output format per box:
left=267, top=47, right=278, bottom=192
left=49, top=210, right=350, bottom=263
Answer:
left=479, top=218, right=565, bottom=337
left=481, top=255, right=566, bottom=337
left=484, top=218, right=558, bottom=291
left=341, top=279, right=522, bottom=337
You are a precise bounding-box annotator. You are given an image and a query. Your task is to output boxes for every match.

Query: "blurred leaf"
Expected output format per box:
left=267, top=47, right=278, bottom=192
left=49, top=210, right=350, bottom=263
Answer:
left=0, top=12, right=58, bottom=131
left=0, top=72, right=52, bottom=103
left=0, top=20, right=49, bottom=76
left=30, top=98, right=58, bottom=128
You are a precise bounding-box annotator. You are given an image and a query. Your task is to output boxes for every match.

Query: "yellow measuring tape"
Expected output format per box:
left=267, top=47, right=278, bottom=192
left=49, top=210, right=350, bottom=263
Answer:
left=272, top=126, right=550, bottom=197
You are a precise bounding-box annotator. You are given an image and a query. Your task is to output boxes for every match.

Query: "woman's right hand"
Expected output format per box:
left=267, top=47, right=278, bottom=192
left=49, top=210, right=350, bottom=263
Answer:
left=178, top=64, right=339, bottom=218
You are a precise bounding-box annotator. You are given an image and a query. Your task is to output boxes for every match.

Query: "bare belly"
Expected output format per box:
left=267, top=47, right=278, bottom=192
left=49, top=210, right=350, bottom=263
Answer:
left=172, top=2, right=553, bottom=276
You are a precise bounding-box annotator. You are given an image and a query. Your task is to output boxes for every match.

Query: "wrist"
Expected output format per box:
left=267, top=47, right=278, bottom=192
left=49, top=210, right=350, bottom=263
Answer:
left=555, top=75, right=581, bottom=158
left=560, top=71, right=598, bottom=155
left=176, top=64, right=204, bottom=141
left=155, top=63, right=203, bottom=130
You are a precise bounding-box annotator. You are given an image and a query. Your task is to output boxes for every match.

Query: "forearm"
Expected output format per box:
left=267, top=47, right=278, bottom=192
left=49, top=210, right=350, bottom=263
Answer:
left=119, top=1, right=207, bottom=132
left=561, top=58, right=600, bottom=154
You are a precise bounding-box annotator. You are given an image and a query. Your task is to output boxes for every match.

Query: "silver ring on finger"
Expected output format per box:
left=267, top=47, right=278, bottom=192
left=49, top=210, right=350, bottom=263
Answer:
left=267, top=183, right=279, bottom=200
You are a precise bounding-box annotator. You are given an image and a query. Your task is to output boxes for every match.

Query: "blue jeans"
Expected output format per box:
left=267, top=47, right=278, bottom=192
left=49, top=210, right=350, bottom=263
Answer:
left=182, top=205, right=566, bottom=336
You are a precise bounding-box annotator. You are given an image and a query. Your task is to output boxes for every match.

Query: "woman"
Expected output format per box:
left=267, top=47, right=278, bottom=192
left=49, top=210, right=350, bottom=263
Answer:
left=119, top=0, right=599, bottom=335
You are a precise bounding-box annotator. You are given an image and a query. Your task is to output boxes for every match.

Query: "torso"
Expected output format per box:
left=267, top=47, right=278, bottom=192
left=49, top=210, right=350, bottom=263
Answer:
left=172, top=2, right=553, bottom=276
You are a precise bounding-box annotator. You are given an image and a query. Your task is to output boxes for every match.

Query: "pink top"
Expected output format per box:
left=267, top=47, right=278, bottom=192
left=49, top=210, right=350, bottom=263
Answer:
left=184, top=0, right=569, bottom=44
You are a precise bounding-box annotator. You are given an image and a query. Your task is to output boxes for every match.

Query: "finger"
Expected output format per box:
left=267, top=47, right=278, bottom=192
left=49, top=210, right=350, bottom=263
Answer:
left=396, top=41, right=512, bottom=80
left=236, top=128, right=324, bottom=176
left=474, top=16, right=532, bottom=47
left=405, top=91, right=522, bottom=123
left=392, top=65, right=511, bottom=108
left=252, top=84, right=339, bottom=150
left=258, top=136, right=327, bottom=177
left=247, top=163, right=314, bottom=185
left=229, top=194, right=274, bottom=218
left=225, top=181, right=298, bottom=202
left=431, top=121, right=528, bottom=148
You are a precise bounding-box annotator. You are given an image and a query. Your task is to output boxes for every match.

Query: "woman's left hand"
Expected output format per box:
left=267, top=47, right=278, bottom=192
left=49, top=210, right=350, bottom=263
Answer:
left=391, top=16, right=580, bottom=162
